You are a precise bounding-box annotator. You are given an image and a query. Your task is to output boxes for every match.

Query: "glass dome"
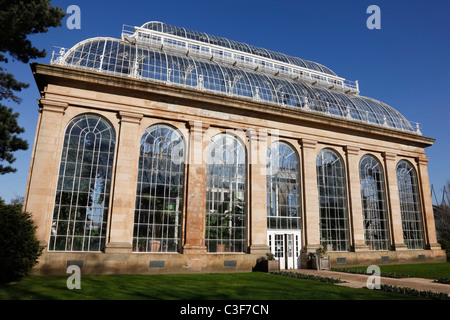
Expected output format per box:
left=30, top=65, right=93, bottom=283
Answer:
left=50, top=22, right=419, bottom=134
left=141, top=21, right=337, bottom=77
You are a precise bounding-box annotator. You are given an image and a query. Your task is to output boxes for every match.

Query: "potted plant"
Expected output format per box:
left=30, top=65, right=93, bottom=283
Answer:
left=217, top=243, right=227, bottom=252
left=314, top=245, right=330, bottom=270
left=148, top=239, right=161, bottom=252
left=255, top=252, right=280, bottom=273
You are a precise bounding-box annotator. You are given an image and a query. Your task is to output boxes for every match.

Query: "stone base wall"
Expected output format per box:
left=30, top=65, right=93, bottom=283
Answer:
left=30, top=251, right=264, bottom=275
left=301, top=248, right=447, bottom=269
left=31, top=248, right=446, bottom=275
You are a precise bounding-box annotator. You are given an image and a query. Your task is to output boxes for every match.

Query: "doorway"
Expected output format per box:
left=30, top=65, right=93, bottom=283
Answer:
left=267, top=230, right=301, bottom=269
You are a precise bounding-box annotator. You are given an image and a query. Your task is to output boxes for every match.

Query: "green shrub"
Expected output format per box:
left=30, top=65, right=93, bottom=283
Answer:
left=272, top=271, right=344, bottom=284
left=379, top=284, right=449, bottom=300
left=438, top=239, right=450, bottom=262
left=0, top=199, right=42, bottom=283
left=331, top=267, right=411, bottom=279
left=434, top=278, right=450, bottom=285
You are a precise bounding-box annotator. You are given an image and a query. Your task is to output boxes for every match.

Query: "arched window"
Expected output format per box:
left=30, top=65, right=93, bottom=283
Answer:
left=266, top=141, right=301, bottom=230
left=133, top=124, right=185, bottom=252
left=359, top=155, right=389, bottom=250
left=316, top=149, right=349, bottom=251
left=396, top=160, right=424, bottom=249
left=49, top=114, right=115, bottom=252
left=205, top=133, right=246, bottom=253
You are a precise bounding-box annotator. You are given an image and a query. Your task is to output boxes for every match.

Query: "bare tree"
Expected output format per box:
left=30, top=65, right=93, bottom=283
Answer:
left=434, top=181, right=450, bottom=257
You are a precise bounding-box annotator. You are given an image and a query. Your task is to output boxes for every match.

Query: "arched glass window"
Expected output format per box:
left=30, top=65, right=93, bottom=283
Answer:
left=359, top=155, right=389, bottom=250
left=266, top=141, right=301, bottom=230
left=49, top=114, right=115, bottom=252
left=316, top=149, right=349, bottom=251
left=396, top=160, right=424, bottom=249
left=205, top=133, right=246, bottom=253
left=133, top=124, right=185, bottom=252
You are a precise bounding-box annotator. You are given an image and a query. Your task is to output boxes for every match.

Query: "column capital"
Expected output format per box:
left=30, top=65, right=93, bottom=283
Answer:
left=246, top=128, right=257, bottom=140
left=344, top=145, right=360, bottom=156
left=382, top=151, right=397, bottom=161
left=299, top=138, right=317, bottom=149
left=416, top=157, right=429, bottom=166
left=118, top=111, right=143, bottom=124
left=38, top=98, right=68, bottom=114
left=187, top=120, right=210, bottom=133
left=246, top=128, right=267, bottom=142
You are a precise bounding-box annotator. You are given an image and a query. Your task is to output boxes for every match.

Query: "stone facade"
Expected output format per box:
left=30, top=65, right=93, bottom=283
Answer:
left=24, top=63, right=445, bottom=275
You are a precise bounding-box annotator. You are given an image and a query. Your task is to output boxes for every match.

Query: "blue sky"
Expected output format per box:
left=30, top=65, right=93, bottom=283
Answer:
left=1, top=0, right=450, bottom=203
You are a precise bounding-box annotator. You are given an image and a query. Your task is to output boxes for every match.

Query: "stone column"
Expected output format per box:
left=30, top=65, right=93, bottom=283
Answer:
left=299, top=138, right=320, bottom=253
left=105, top=111, right=143, bottom=253
left=24, top=99, right=68, bottom=248
left=416, top=157, right=441, bottom=250
left=344, top=146, right=368, bottom=251
left=383, top=152, right=407, bottom=250
left=247, top=129, right=270, bottom=254
left=183, top=121, right=209, bottom=254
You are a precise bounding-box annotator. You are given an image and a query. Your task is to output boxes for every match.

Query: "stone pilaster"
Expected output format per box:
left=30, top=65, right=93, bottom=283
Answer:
left=383, top=152, right=407, bottom=251
left=416, top=157, right=441, bottom=250
left=183, top=121, right=210, bottom=254
left=344, top=146, right=368, bottom=252
left=247, top=129, right=270, bottom=254
left=106, top=111, right=143, bottom=253
left=24, top=99, right=68, bottom=248
left=299, top=138, right=320, bottom=253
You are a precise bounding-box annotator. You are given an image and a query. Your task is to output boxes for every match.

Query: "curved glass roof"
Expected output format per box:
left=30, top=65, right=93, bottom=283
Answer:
left=141, top=21, right=337, bottom=77
left=50, top=22, right=420, bottom=134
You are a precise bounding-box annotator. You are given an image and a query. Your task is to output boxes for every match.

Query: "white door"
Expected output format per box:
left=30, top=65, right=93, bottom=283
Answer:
left=268, top=231, right=301, bottom=269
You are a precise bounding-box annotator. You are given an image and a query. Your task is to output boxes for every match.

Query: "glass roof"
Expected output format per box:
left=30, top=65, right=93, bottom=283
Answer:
left=141, top=21, right=337, bottom=77
left=50, top=22, right=420, bottom=135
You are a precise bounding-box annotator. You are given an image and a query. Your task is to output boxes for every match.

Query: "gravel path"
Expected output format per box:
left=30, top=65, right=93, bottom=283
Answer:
left=290, top=269, right=450, bottom=295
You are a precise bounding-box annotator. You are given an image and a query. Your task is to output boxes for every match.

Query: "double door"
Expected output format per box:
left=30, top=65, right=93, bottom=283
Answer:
left=267, top=231, right=301, bottom=269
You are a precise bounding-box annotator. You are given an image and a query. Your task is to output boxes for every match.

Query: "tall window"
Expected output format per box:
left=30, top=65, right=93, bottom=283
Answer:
left=316, top=149, right=349, bottom=251
left=397, top=160, right=424, bottom=249
left=267, top=141, right=301, bottom=230
left=49, top=114, right=115, bottom=252
left=359, top=155, right=389, bottom=250
left=133, top=124, right=185, bottom=252
left=205, top=133, right=246, bottom=253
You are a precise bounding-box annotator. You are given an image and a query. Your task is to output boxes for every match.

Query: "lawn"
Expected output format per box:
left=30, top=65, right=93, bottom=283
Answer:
left=337, top=262, right=450, bottom=280
left=0, top=271, right=431, bottom=301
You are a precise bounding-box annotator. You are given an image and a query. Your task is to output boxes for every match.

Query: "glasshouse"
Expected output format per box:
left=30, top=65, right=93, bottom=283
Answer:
left=25, top=21, right=445, bottom=274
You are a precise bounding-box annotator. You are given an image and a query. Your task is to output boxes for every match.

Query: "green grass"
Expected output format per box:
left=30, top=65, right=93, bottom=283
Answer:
left=2, top=263, right=449, bottom=300
left=336, top=262, right=450, bottom=280
left=0, top=272, right=429, bottom=300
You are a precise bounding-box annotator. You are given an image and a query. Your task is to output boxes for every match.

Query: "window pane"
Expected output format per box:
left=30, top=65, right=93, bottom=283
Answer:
left=266, top=142, right=301, bottom=230
left=205, top=134, right=246, bottom=253
left=49, top=114, right=115, bottom=252
left=133, top=124, right=185, bottom=252
left=359, top=155, right=389, bottom=250
left=316, top=149, right=349, bottom=251
left=397, top=160, right=424, bottom=249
